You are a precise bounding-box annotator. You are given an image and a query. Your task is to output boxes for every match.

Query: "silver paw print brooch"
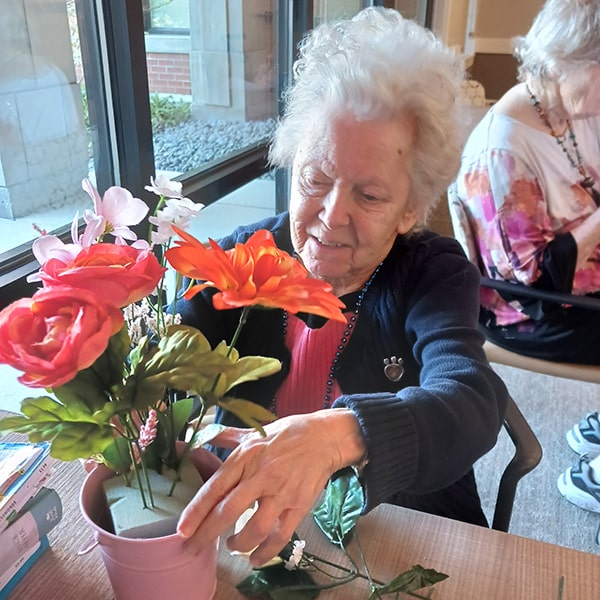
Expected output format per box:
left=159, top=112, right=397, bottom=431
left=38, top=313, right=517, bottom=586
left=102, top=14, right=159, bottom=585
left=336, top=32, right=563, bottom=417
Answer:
left=383, top=356, right=404, bottom=382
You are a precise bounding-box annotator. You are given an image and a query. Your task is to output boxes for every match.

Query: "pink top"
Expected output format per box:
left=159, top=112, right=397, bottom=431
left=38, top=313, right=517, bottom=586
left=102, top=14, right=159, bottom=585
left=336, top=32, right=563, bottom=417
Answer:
left=274, top=313, right=352, bottom=417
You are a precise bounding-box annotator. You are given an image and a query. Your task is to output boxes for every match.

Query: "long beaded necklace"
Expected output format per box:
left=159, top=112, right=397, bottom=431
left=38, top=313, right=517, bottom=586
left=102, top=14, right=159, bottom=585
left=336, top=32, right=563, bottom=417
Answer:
left=526, top=83, right=596, bottom=190
left=277, top=261, right=383, bottom=412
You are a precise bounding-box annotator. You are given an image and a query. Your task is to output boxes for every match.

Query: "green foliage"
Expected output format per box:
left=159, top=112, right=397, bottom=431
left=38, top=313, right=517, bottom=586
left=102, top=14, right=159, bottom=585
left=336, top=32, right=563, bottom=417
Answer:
left=313, top=471, right=364, bottom=546
left=237, top=568, right=319, bottom=600
left=126, top=325, right=281, bottom=409
left=149, top=93, right=191, bottom=132
left=0, top=395, right=117, bottom=462
left=366, top=566, right=449, bottom=600
left=0, top=323, right=280, bottom=467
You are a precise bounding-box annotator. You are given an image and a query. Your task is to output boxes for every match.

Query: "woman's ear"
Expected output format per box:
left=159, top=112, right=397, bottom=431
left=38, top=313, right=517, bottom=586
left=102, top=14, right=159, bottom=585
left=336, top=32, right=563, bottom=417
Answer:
left=396, top=208, right=418, bottom=235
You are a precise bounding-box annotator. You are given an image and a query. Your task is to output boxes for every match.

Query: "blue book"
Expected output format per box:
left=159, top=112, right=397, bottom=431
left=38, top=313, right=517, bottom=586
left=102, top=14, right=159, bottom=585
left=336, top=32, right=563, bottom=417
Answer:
left=0, top=535, right=49, bottom=599
left=0, top=442, right=53, bottom=533
left=0, top=487, right=62, bottom=575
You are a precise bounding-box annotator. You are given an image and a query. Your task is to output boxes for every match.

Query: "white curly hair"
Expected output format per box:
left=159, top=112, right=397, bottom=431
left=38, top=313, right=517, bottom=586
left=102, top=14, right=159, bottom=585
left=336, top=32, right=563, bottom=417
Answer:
left=269, top=7, right=468, bottom=228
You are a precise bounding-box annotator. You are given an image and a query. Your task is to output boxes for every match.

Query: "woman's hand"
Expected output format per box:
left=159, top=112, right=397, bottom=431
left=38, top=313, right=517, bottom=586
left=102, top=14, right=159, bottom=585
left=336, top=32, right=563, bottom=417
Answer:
left=177, top=408, right=366, bottom=566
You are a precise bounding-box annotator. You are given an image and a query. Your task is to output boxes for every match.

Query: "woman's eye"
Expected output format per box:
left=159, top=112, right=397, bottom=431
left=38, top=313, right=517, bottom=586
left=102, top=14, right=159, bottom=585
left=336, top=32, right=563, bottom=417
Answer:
left=361, top=192, right=381, bottom=202
left=300, top=173, right=330, bottom=192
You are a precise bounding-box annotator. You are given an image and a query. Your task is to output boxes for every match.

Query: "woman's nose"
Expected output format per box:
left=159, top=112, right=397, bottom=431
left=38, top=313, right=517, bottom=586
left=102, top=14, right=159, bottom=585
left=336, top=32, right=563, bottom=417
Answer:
left=320, top=184, right=351, bottom=228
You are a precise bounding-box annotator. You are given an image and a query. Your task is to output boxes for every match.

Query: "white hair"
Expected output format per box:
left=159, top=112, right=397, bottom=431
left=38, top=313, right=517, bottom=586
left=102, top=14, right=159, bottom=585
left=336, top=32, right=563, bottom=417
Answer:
left=268, top=7, right=468, bottom=227
left=515, top=0, right=600, bottom=85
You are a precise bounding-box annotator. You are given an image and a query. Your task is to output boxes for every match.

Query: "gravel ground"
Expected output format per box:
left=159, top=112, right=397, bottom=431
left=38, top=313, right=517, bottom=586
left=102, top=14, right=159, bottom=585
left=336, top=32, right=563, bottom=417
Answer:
left=154, top=118, right=277, bottom=173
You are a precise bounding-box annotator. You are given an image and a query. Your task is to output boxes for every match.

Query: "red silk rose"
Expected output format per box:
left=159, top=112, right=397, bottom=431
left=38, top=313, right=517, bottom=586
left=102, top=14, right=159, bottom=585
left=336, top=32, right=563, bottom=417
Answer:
left=0, top=286, right=124, bottom=388
left=36, top=243, right=165, bottom=308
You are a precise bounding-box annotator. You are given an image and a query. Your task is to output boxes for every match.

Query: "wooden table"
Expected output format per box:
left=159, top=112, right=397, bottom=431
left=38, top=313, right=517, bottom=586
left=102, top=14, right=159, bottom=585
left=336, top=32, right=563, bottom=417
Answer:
left=3, top=433, right=600, bottom=598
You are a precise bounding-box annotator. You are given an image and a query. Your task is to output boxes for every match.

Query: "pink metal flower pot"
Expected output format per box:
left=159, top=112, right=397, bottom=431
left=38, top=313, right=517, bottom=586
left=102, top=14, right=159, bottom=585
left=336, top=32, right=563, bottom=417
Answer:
left=79, top=448, right=223, bottom=600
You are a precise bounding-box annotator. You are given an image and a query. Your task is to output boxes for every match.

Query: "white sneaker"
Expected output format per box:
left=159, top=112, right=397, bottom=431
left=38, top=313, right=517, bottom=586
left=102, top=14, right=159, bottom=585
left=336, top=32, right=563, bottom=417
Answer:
left=557, top=455, right=600, bottom=513
left=566, top=412, right=600, bottom=457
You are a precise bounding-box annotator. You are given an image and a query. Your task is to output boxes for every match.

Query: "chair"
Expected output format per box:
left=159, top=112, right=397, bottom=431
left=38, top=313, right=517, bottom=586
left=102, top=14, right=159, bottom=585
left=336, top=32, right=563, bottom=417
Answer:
left=493, top=395, right=542, bottom=531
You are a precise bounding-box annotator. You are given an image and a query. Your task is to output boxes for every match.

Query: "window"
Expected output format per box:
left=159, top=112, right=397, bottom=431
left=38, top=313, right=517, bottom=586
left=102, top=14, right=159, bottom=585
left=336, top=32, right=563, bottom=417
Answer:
left=0, top=0, right=431, bottom=307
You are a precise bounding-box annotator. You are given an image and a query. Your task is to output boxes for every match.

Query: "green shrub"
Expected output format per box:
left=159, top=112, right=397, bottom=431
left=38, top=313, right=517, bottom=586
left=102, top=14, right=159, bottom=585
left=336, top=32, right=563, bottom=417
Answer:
left=150, top=94, right=192, bottom=132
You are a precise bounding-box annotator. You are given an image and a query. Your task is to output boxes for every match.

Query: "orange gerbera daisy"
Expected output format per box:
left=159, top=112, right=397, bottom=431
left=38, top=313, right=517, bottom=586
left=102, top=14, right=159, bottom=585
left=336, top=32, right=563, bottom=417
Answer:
left=165, top=228, right=346, bottom=322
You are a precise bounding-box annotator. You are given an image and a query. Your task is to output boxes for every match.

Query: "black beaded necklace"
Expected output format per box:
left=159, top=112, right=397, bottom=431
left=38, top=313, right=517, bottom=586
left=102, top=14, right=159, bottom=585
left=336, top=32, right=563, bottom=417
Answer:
left=526, top=83, right=596, bottom=190
left=277, top=262, right=382, bottom=412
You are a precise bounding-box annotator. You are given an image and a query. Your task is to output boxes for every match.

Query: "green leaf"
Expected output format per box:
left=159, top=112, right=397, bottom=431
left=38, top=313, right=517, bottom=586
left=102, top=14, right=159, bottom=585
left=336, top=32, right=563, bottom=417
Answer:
left=217, top=356, right=282, bottom=395
left=367, top=565, right=449, bottom=599
left=154, top=396, right=195, bottom=446
left=189, top=423, right=227, bottom=448
left=128, top=335, right=151, bottom=372
left=0, top=396, right=117, bottom=461
left=97, top=435, right=133, bottom=473
left=217, top=397, right=277, bottom=436
left=49, top=326, right=132, bottom=412
left=127, top=326, right=237, bottom=407
left=236, top=565, right=320, bottom=599
left=51, top=370, right=111, bottom=413
left=312, top=471, right=364, bottom=545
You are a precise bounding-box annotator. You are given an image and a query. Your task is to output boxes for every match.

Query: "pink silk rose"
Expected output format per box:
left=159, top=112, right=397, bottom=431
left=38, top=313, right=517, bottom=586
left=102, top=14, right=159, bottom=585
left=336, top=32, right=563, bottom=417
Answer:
left=35, top=243, right=165, bottom=308
left=0, top=286, right=124, bottom=388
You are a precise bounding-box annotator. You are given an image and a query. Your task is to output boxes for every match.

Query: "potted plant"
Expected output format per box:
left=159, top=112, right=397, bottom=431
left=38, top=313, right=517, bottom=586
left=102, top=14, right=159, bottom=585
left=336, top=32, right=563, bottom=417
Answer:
left=0, top=176, right=345, bottom=600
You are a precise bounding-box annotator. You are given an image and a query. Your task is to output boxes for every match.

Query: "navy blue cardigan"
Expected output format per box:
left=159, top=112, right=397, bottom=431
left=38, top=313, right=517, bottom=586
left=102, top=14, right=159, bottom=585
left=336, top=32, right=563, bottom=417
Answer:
left=176, top=213, right=509, bottom=526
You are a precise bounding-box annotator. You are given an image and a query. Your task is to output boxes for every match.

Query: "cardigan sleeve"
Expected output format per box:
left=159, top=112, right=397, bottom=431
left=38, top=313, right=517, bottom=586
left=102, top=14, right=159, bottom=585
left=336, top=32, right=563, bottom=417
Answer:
left=333, top=238, right=509, bottom=512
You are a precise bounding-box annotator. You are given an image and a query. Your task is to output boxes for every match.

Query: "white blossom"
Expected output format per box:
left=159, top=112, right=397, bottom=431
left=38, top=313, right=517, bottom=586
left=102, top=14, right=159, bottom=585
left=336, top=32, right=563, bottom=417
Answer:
left=149, top=197, right=204, bottom=244
left=145, top=174, right=185, bottom=199
left=284, top=539, right=306, bottom=571
left=123, top=298, right=181, bottom=343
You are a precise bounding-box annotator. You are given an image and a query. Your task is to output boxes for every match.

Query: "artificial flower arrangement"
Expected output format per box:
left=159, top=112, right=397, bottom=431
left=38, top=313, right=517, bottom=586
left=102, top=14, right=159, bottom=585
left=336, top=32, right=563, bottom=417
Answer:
left=0, top=175, right=344, bottom=538
left=0, top=175, right=449, bottom=598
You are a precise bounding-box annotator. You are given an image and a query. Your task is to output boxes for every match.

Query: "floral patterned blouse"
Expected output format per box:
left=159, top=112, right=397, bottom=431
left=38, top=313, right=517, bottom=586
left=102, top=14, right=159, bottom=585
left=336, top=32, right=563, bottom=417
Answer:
left=455, top=109, right=600, bottom=325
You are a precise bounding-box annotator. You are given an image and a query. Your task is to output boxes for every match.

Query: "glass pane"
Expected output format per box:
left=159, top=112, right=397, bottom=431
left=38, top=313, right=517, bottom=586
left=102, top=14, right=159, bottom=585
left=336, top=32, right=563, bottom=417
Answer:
left=144, top=1, right=278, bottom=207
left=313, top=0, right=363, bottom=25
left=188, top=176, right=276, bottom=243
left=0, top=0, right=94, bottom=256
left=150, top=0, right=190, bottom=29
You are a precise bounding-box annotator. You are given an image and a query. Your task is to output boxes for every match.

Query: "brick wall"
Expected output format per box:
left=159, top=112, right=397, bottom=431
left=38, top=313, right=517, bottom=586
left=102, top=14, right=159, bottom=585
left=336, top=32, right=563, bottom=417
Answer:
left=147, top=53, right=191, bottom=96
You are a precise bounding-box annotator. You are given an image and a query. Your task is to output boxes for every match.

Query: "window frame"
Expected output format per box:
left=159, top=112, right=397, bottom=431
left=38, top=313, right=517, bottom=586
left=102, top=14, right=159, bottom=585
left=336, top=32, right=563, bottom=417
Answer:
left=0, top=0, right=419, bottom=305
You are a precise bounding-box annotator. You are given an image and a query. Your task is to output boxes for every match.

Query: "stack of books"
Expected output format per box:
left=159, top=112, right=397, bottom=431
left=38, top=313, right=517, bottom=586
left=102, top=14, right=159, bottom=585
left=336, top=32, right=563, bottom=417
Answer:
left=0, top=441, right=62, bottom=599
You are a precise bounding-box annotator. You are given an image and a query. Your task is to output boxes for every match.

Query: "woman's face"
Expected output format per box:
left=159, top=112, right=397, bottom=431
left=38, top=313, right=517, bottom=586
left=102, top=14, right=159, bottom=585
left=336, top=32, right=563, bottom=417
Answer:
left=289, top=113, right=418, bottom=296
left=560, top=64, right=600, bottom=119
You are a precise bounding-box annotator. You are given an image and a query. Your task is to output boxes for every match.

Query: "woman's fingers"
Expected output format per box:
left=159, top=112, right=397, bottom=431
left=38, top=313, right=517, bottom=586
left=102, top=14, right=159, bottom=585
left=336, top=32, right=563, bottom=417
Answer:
left=241, top=506, right=305, bottom=567
left=178, top=456, right=244, bottom=548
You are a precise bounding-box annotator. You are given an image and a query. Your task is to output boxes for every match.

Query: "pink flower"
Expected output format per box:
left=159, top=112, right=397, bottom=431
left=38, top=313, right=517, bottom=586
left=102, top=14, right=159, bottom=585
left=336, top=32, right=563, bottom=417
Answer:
left=139, top=409, right=158, bottom=450
left=0, top=286, right=123, bottom=388
left=82, top=178, right=149, bottom=242
left=35, top=243, right=166, bottom=309
left=132, top=409, right=159, bottom=464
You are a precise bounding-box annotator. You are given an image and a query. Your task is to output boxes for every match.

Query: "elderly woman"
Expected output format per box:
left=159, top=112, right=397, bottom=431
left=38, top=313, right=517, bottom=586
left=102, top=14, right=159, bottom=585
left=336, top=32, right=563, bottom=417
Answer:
left=455, top=0, right=600, bottom=364
left=176, top=7, right=508, bottom=566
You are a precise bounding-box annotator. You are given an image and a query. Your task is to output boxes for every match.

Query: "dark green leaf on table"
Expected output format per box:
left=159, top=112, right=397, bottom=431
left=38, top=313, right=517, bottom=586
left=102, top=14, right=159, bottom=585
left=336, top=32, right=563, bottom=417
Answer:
left=237, top=564, right=320, bottom=600
left=313, top=470, right=363, bottom=545
left=367, top=564, right=449, bottom=599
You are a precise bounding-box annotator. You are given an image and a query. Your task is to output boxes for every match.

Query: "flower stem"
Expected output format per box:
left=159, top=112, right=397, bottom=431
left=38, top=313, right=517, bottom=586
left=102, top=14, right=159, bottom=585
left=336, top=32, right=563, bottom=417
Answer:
left=305, top=552, right=385, bottom=586
left=168, top=398, right=209, bottom=496
left=209, top=305, right=251, bottom=394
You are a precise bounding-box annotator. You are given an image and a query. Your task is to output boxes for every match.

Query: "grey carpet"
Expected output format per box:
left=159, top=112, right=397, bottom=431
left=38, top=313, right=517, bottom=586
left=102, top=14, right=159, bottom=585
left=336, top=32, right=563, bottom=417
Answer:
left=475, top=362, right=600, bottom=555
